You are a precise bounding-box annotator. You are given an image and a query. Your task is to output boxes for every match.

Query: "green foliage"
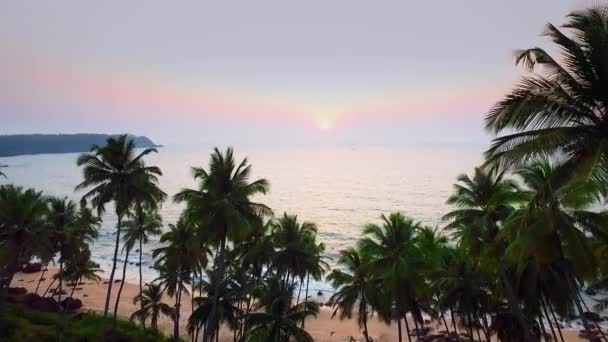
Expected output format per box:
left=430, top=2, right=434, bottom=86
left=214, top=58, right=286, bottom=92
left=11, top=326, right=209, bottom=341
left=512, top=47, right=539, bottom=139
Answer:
left=0, top=304, right=170, bottom=341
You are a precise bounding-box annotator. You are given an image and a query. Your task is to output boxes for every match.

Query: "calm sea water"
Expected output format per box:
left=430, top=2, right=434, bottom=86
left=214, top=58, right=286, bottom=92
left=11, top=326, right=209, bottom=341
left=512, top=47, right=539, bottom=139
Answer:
left=0, top=144, right=483, bottom=294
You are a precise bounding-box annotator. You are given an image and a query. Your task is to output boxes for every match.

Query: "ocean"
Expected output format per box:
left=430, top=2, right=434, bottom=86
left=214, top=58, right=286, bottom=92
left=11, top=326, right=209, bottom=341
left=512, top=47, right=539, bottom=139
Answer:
left=0, top=143, right=483, bottom=294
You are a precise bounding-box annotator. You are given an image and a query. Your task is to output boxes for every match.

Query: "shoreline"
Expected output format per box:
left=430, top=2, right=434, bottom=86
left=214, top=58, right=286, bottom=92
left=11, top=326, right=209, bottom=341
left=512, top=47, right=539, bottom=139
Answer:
left=11, top=267, right=585, bottom=341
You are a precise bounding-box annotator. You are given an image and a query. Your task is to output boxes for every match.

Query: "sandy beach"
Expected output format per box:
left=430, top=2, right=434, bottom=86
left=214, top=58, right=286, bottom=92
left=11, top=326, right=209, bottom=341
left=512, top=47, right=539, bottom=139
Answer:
left=10, top=267, right=585, bottom=341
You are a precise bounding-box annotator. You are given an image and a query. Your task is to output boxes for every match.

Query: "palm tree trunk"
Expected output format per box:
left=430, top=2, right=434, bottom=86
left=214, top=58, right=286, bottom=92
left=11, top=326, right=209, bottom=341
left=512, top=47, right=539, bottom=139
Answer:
left=57, top=258, right=63, bottom=307
left=402, top=315, right=412, bottom=342
left=547, top=299, right=565, bottom=342
left=139, top=237, right=146, bottom=329
left=174, top=286, right=182, bottom=341
left=101, top=214, right=123, bottom=340
left=43, top=277, right=57, bottom=297
left=412, top=312, right=422, bottom=340
left=397, top=317, right=403, bottom=342
left=576, top=286, right=608, bottom=342
left=498, top=267, right=534, bottom=341
left=450, top=308, right=458, bottom=334
left=539, top=306, right=556, bottom=342
left=440, top=311, right=450, bottom=335
left=466, top=312, right=474, bottom=341
left=296, top=277, right=303, bottom=305
left=540, top=298, right=558, bottom=342
left=362, top=303, right=370, bottom=342
left=204, top=236, right=227, bottom=342
left=302, top=273, right=310, bottom=329
left=113, top=248, right=130, bottom=324
left=35, top=263, right=48, bottom=294
left=70, top=277, right=79, bottom=299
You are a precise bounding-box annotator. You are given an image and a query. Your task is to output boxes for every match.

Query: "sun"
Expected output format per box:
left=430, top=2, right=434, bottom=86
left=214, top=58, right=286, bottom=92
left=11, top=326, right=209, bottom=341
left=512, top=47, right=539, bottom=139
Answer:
left=319, top=118, right=332, bottom=130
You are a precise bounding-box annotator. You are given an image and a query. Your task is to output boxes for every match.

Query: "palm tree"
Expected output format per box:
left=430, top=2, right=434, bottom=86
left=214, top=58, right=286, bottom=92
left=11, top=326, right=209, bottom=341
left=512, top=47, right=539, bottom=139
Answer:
left=271, top=213, right=318, bottom=293
left=174, top=147, right=271, bottom=342
left=443, top=167, right=534, bottom=339
left=63, top=248, right=101, bottom=298
left=154, top=218, right=208, bottom=340
left=131, top=283, right=174, bottom=332
left=0, top=185, right=50, bottom=297
left=187, top=270, right=241, bottom=342
left=484, top=6, right=608, bottom=192
left=75, top=134, right=164, bottom=332
left=47, top=197, right=81, bottom=303
left=122, top=205, right=163, bottom=325
left=504, top=160, right=602, bottom=334
left=358, top=212, right=425, bottom=342
left=327, top=247, right=378, bottom=342
left=241, top=276, right=319, bottom=342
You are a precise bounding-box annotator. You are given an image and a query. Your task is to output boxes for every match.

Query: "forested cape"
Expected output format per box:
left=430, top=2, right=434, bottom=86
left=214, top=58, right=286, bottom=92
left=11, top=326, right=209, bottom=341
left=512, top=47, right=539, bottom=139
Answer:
left=0, top=134, right=157, bottom=157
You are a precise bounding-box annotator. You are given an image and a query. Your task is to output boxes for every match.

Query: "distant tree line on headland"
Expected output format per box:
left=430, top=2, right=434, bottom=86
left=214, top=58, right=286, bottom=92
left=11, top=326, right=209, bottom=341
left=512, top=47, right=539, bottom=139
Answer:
left=0, top=133, right=157, bottom=157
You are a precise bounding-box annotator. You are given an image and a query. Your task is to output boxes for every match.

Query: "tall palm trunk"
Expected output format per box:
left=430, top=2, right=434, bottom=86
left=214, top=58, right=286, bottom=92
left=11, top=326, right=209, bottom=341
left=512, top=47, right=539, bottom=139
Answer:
left=139, top=237, right=146, bottom=328
left=101, top=214, right=123, bottom=340
left=174, top=286, right=182, bottom=341
left=547, top=299, right=565, bottom=342
left=402, top=315, right=412, bottom=342
left=575, top=287, right=608, bottom=342
left=498, top=266, right=534, bottom=341
left=43, top=277, right=57, bottom=297
left=397, top=317, right=403, bottom=342
left=362, top=308, right=370, bottom=342
left=302, top=273, right=310, bottom=329
left=113, top=248, right=131, bottom=324
left=35, top=263, right=48, bottom=294
left=57, top=258, right=63, bottom=306
left=539, top=299, right=558, bottom=342
left=70, top=276, right=81, bottom=299
left=204, top=236, right=227, bottom=342
left=450, top=308, right=458, bottom=334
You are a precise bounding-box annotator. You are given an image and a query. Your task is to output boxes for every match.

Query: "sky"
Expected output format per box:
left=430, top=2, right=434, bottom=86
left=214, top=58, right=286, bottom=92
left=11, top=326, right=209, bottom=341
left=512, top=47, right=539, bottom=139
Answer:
left=0, top=0, right=595, bottom=145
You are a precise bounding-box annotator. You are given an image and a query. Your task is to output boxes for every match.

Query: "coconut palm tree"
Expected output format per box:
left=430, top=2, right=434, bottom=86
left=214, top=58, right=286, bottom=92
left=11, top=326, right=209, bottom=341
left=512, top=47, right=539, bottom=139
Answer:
left=504, top=160, right=603, bottom=334
left=174, top=147, right=271, bottom=342
left=63, top=248, right=101, bottom=298
left=484, top=6, right=608, bottom=192
left=358, top=212, right=426, bottom=342
left=271, top=213, right=318, bottom=294
left=443, top=167, right=534, bottom=339
left=122, top=205, right=163, bottom=325
left=154, top=218, right=208, bottom=340
left=47, top=197, right=81, bottom=303
left=187, top=270, right=241, bottom=342
left=241, top=275, right=319, bottom=342
left=75, top=134, right=164, bottom=332
left=327, top=247, right=378, bottom=342
left=0, top=185, right=50, bottom=296
left=131, top=283, right=175, bottom=332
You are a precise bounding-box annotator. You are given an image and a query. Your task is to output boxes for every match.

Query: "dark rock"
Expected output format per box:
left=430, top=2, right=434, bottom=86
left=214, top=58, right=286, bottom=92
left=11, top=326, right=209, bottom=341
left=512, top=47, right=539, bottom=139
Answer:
left=18, top=279, right=24, bottom=282
left=52, top=289, right=67, bottom=295
left=25, top=293, right=60, bottom=312
left=66, top=282, right=77, bottom=287
left=7, top=287, right=27, bottom=295
left=61, top=297, right=83, bottom=311
left=103, top=281, right=109, bottom=284
left=583, top=311, right=604, bottom=322
left=317, top=291, right=323, bottom=296
left=78, top=282, right=85, bottom=285
left=585, top=288, right=597, bottom=296
left=83, top=294, right=89, bottom=297
left=114, top=279, right=122, bottom=283
left=21, top=262, right=42, bottom=273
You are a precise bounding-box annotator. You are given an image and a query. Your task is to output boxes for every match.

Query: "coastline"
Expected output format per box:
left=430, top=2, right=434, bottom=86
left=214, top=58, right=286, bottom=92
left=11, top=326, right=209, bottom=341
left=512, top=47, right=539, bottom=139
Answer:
left=10, top=267, right=585, bottom=341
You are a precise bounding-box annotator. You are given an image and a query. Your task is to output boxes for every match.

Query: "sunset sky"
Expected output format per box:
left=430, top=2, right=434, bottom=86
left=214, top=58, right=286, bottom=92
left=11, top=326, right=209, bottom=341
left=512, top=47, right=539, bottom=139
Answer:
left=0, top=0, right=591, bottom=145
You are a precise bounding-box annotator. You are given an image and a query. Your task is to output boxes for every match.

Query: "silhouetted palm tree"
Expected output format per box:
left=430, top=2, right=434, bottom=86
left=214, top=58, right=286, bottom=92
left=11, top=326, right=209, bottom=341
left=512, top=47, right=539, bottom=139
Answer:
left=154, top=218, right=208, bottom=340
left=485, top=6, right=608, bottom=193
left=131, top=283, right=174, bottom=332
left=242, top=276, right=318, bottom=342
left=123, top=205, right=163, bottom=325
left=328, top=247, right=378, bottom=342
left=76, top=134, right=164, bottom=333
left=174, top=147, right=270, bottom=342
left=0, top=185, right=49, bottom=297
left=359, top=212, right=425, bottom=342
left=63, top=248, right=101, bottom=298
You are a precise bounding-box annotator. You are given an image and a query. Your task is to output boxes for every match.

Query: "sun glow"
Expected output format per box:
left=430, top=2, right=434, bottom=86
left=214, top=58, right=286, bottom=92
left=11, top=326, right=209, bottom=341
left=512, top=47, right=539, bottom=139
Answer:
left=319, top=118, right=332, bottom=130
